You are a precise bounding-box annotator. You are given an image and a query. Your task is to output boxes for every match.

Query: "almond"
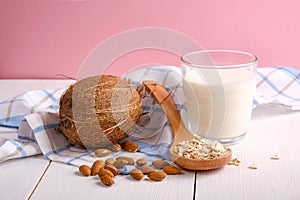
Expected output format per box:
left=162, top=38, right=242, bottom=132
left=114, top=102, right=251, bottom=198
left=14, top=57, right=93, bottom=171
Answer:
left=98, top=168, right=114, bottom=177
left=163, top=166, right=182, bottom=175
left=95, top=148, right=112, bottom=157
left=129, top=169, right=144, bottom=180
left=116, top=156, right=134, bottom=165
left=148, top=171, right=167, bottom=181
left=136, top=158, right=147, bottom=167
left=140, top=165, right=155, bottom=174
left=122, top=140, right=138, bottom=152
left=91, top=160, right=105, bottom=176
left=113, top=159, right=128, bottom=168
left=100, top=174, right=115, bottom=186
left=105, top=158, right=115, bottom=165
left=110, top=143, right=121, bottom=152
left=79, top=165, right=91, bottom=176
left=104, top=165, right=119, bottom=176
left=152, top=160, right=169, bottom=169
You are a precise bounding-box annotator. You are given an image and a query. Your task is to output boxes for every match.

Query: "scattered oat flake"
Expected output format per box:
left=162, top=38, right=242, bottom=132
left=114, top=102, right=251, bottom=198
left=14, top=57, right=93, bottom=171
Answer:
left=271, top=155, right=280, bottom=160
left=249, top=163, right=258, bottom=169
left=228, top=158, right=241, bottom=166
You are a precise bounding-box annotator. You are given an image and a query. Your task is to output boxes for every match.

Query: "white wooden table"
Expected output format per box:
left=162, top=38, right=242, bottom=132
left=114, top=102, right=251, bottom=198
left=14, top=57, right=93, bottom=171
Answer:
left=0, top=79, right=299, bottom=200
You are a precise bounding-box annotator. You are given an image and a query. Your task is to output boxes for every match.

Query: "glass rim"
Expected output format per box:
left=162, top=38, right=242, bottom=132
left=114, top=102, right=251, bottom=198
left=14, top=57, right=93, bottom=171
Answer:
left=180, top=49, right=257, bottom=69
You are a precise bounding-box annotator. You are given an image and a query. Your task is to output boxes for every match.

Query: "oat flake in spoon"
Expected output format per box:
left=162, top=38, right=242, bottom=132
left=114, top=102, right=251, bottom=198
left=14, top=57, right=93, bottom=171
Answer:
left=173, top=138, right=230, bottom=160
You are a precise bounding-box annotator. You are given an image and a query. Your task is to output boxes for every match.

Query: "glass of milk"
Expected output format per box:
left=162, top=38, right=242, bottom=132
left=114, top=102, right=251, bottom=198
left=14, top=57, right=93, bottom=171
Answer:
left=181, top=50, right=257, bottom=144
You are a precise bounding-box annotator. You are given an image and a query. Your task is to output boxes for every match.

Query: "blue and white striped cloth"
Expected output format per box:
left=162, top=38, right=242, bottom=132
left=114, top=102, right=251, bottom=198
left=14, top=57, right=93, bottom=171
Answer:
left=0, top=66, right=299, bottom=173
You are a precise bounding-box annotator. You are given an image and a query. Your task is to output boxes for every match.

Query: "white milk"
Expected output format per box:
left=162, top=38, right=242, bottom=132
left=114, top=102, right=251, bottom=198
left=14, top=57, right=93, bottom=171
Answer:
left=182, top=68, right=256, bottom=140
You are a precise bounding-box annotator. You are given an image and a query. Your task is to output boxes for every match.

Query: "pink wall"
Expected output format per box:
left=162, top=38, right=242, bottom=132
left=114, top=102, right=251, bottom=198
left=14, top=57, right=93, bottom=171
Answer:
left=0, top=0, right=299, bottom=79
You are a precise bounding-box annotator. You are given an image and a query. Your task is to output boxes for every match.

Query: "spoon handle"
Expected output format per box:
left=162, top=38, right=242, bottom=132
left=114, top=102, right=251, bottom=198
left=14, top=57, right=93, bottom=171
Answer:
left=143, top=81, right=181, bottom=136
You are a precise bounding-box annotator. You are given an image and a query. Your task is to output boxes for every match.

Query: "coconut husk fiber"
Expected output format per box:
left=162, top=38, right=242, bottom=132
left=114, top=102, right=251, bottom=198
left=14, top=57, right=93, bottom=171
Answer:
left=58, top=75, right=142, bottom=148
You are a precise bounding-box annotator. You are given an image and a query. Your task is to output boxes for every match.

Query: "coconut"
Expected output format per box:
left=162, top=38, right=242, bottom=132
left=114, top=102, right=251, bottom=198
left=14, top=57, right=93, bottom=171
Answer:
left=58, top=75, right=142, bottom=148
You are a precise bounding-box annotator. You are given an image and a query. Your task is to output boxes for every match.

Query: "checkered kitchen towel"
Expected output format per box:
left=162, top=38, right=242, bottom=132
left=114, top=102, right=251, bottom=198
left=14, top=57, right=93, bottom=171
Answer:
left=0, top=66, right=299, bottom=173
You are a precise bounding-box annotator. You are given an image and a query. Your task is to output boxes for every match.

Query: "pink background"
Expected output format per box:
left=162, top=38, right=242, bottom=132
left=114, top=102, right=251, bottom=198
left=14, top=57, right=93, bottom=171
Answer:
left=0, top=0, right=299, bottom=79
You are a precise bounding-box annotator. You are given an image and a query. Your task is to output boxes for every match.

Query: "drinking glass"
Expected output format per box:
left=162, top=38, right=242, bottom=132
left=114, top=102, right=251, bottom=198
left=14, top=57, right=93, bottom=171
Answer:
left=181, top=50, right=257, bottom=144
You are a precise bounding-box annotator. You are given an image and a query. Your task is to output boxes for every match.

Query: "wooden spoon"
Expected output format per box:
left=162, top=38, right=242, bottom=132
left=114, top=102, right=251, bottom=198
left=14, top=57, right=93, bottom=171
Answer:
left=143, top=81, right=232, bottom=170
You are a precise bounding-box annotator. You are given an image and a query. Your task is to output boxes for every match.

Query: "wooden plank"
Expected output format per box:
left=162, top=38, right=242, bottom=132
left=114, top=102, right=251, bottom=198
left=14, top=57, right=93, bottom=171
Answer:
left=195, top=105, right=300, bottom=199
left=0, top=156, right=50, bottom=200
left=0, top=80, right=72, bottom=199
left=30, top=162, right=195, bottom=200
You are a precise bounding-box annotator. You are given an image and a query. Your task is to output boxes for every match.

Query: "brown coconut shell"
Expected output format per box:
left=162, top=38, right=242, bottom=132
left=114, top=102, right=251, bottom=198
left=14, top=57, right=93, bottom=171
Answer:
left=58, top=75, right=142, bottom=148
